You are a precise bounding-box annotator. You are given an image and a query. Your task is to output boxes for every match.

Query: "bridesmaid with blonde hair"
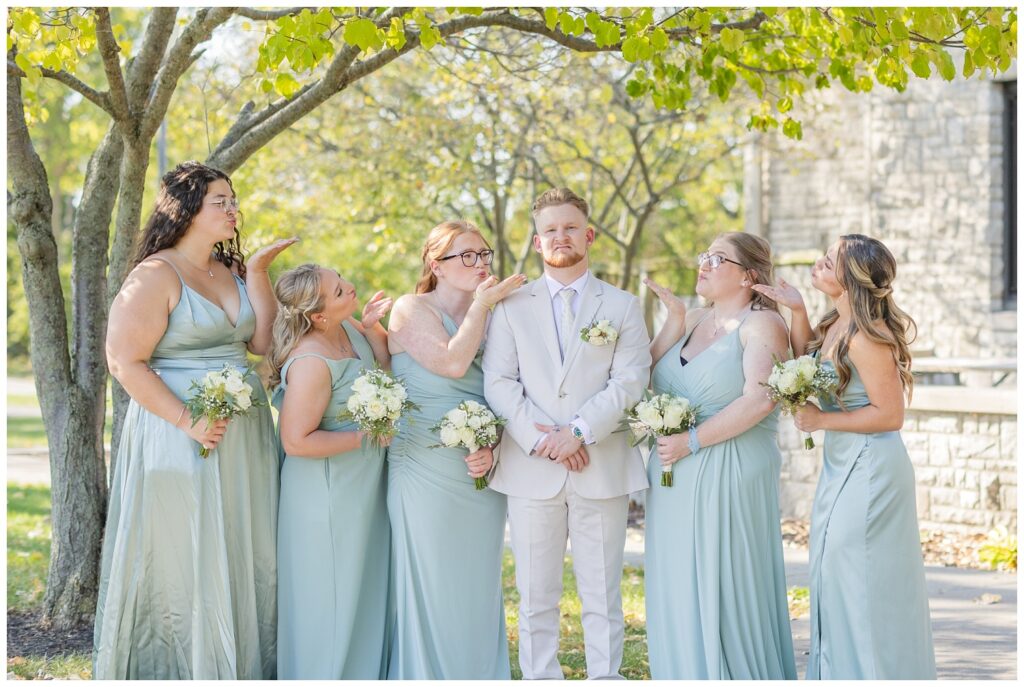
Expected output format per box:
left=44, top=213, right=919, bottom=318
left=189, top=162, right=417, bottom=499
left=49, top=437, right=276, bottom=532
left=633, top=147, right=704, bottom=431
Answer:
left=754, top=233, right=935, bottom=679
left=270, top=263, right=393, bottom=679
left=385, top=220, right=525, bottom=679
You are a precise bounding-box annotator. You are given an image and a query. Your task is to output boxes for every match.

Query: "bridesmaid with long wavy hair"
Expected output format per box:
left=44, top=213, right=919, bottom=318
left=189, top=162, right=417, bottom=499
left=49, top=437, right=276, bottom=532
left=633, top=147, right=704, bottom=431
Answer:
left=96, top=161, right=296, bottom=679
left=269, top=263, right=393, bottom=679
left=754, top=233, right=935, bottom=679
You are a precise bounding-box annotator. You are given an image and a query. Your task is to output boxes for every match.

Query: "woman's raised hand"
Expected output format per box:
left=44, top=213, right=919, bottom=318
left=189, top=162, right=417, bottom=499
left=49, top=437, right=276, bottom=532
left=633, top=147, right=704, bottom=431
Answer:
left=248, top=237, right=299, bottom=273
left=643, top=277, right=687, bottom=321
left=475, top=273, right=528, bottom=309
left=361, top=290, right=394, bottom=329
left=751, top=277, right=806, bottom=312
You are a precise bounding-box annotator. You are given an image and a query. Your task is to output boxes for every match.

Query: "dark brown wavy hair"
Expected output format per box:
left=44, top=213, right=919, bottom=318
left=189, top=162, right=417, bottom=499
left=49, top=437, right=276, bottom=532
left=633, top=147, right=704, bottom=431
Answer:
left=807, top=234, right=917, bottom=403
left=132, top=161, right=246, bottom=276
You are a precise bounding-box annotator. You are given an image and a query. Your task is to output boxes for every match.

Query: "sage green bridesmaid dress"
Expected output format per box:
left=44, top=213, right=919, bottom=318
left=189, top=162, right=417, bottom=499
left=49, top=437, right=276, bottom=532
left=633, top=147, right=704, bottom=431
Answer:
left=386, top=312, right=511, bottom=679
left=273, top=321, right=390, bottom=679
left=644, top=314, right=796, bottom=679
left=94, top=265, right=278, bottom=679
left=807, top=358, right=935, bottom=679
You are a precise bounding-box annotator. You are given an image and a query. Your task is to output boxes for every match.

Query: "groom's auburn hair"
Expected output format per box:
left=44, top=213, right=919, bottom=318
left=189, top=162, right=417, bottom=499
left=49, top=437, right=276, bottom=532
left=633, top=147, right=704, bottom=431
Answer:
left=532, top=187, right=589, bottom=220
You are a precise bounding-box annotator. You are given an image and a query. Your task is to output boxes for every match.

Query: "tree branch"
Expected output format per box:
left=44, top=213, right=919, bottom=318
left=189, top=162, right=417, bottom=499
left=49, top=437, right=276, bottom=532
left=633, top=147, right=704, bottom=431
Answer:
left=93, top=9, right=131, bottom=124
left=7, top=59, right=114, bottom=116
left=235, top=7, right=319, bottom=21
left=140, top=7, right=236, bottom=141
left=7, top=59, right=73, bottom=406
left=125, top=7, right=178, bottom=112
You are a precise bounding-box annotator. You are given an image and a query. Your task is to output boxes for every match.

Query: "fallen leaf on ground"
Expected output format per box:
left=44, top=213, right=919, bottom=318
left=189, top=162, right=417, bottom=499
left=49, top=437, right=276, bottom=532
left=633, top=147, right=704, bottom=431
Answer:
left=974, top=593, right=1002, bottom=605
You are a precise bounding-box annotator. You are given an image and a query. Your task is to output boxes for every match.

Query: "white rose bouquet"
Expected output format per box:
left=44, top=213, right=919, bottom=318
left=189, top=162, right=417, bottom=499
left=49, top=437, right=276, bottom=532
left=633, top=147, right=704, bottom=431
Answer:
left=338, top=368, right=418, bottom=449
left=619, top=393, right=699, bottom=487
left=431, top=400, right=505, bottom=490
left=580, top=319, right=619, bottom=346
left=183, top=363, right=262, bottom=458
left=762, top=354, right=839, bottom=449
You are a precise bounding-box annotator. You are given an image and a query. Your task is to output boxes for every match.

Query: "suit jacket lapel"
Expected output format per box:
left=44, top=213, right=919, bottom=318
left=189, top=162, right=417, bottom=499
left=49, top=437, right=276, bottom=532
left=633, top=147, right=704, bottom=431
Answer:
left=529, top=277, right=563, bottom=368
left=559, top=276, right=604, bottom=385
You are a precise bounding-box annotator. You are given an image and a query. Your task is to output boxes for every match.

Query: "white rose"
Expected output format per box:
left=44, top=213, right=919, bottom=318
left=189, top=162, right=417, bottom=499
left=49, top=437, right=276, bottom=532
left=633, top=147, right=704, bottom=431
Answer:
left=778, top=369, right=800, bottom=395
left=385, top=395, right=403, bottom=413
left=464, top=400, right=483, bottom=413
left=797, top=355, right=818, bottom=379
left=468, top=414, right=484, bottom=429
left=448, top=408, right=468, bottom=427
left=592, top=334, right=606, bottom=345
left=347, top=395, right=361, bottom=413
left=235, top=392, right=252, bottom=410
left=637, top=404, right=664, bottom=432
left=224, top=375, right=246, bottom=395
left=366, top=399, right=387, bottom=420
left=457, top=428, right=476, bottom=447
left=352, top=377, right=374, bottom=396
left=662, top=404, right=685, bottom=430
left=440, top=425, right=460, bottom=447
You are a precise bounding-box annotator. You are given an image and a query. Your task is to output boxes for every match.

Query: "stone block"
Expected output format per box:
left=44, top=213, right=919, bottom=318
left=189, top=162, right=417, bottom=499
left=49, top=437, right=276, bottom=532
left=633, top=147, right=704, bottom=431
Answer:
left=922, top=415, right=962, bottom=433
left=929, top=486, right=961, bottom=506
left=1000, top=486, right=1016, bottom=511
left=914, top=466, right=939, bottom=487
left=959, top=488, right=982, bottom=509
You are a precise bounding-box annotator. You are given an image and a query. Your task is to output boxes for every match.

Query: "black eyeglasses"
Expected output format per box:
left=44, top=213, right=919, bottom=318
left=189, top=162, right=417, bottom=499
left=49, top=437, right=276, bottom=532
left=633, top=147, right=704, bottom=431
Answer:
left=697, top=251, right=745, bottom=270
left=439, top=249, right=494, bottom=267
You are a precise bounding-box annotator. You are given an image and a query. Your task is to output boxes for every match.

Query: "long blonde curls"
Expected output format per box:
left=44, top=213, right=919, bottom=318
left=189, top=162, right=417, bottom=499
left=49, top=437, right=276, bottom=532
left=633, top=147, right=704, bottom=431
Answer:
left=267, top=263, right=326, bottom=388
left=807, top=234, right=917, bottom=403
left=414, top=219, right=489, bottom=294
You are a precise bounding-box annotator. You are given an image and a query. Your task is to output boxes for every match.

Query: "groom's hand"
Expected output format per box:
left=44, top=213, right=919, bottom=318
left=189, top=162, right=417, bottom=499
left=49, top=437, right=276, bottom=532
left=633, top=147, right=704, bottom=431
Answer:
left=534, top=423, right=583, bottom=463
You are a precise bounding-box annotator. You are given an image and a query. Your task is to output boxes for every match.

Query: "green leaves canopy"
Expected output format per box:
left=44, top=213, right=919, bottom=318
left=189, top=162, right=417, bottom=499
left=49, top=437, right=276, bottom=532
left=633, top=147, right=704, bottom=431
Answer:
left=9, top=7, right=1017, bottom=139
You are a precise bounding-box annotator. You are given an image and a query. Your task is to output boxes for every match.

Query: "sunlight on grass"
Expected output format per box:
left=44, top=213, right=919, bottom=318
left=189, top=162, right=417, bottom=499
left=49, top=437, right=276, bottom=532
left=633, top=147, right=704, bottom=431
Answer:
left=7, top=485, right=51, bottom=611
left=502, top=552, right=649, bottom=679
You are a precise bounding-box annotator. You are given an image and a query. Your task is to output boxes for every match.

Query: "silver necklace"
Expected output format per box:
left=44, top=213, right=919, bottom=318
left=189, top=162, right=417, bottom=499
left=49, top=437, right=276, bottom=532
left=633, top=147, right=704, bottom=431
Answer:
left=175, top=249, right=214, bottom=278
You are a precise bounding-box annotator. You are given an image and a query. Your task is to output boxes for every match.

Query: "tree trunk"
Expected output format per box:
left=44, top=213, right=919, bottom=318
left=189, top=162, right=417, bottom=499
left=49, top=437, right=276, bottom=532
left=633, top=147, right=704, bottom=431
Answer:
left=9, top=61, right=109, bottom=629
left=107, top=139, right=151, bottom=478
left=43, top=388, right=109, bottom=627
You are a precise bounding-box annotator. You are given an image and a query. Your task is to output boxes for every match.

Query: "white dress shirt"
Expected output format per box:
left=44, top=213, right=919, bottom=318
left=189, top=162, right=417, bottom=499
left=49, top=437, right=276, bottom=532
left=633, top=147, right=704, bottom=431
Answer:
left=542, top=271, right=595, bottom=445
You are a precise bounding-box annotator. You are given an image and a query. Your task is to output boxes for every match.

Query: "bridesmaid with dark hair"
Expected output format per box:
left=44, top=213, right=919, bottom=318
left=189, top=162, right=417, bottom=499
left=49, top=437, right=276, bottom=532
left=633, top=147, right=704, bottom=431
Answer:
left=95, top=161, right=296, bottom=679
left=754, top=234, right=935, bottom=679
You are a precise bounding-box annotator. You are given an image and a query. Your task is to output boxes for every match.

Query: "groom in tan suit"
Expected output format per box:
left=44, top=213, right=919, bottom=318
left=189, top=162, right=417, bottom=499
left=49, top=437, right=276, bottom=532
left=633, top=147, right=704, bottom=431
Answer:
left=483, top=188, right=651, bottom=679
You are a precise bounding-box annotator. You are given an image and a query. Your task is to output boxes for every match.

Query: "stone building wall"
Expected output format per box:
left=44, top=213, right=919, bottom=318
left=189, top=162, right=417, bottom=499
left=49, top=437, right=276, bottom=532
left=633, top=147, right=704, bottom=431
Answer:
left=753, top=66, right=1017, bottom=532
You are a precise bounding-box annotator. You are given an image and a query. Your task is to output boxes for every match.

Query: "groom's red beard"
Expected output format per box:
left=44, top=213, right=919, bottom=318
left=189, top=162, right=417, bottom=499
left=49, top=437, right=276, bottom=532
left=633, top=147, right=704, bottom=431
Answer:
left=543, top=247, right=586, bottom=268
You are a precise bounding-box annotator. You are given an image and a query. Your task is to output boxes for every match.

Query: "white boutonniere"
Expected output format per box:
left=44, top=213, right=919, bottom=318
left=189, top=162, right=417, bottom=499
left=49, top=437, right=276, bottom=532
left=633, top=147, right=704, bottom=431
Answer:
left=579, top=319, right=619, bottom=346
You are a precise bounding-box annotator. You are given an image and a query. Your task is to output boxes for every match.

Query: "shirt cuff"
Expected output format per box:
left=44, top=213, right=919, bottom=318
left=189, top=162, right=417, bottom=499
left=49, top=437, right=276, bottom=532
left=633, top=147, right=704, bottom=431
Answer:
left=570, top=417, right=596, bottom=445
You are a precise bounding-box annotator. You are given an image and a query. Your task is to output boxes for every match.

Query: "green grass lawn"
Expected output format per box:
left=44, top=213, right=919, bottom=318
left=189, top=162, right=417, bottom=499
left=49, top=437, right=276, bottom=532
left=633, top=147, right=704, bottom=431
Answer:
left=6, top=376, right=112, bottom=450
left=7, top=484, right=809, bottom=679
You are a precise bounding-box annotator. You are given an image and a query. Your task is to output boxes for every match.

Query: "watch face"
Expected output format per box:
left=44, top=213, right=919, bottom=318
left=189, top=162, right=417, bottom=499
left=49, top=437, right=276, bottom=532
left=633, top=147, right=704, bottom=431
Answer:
left=572, top=426, right=584, bottom=440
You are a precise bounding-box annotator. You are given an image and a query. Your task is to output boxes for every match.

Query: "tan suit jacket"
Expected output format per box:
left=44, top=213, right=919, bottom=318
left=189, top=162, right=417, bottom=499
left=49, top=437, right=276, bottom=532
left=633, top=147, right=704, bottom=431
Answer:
left=483, top=274, right=651, bottom=500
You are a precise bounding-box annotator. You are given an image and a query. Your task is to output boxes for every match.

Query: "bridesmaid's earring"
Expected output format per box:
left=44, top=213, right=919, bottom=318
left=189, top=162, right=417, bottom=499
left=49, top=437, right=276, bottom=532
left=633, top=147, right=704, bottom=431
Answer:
left=741, top=280, right=751, bottom=287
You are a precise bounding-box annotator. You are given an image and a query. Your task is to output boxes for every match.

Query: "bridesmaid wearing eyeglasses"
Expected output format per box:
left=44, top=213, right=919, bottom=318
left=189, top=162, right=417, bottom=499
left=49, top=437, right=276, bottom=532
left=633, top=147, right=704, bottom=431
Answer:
left=96, top=161, right=296, bottom=679
left=642, top=233, right=796, bottom=679
left=385, top=220, right=526, bottom=678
